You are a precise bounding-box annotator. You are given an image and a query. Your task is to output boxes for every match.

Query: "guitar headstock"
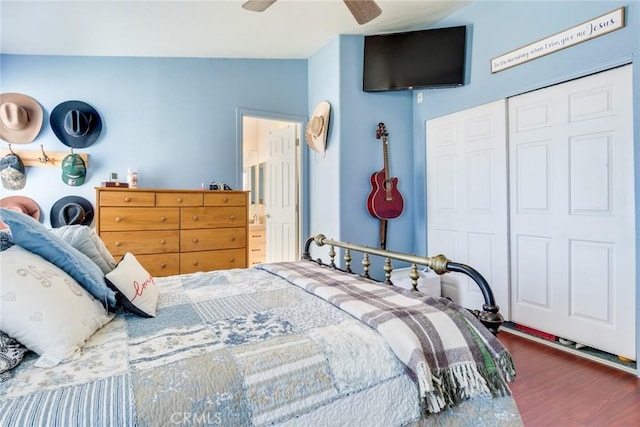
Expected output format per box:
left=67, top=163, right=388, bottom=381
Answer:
left=376, top=122, right=388, bottom=140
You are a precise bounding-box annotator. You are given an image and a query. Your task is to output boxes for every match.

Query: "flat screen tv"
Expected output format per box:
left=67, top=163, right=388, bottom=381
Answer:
left=363, top=25, right=467, bottom=92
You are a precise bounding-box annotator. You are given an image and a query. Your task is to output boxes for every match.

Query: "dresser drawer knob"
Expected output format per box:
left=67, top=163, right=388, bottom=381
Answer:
left=192, top=215, right=199, bottom=221
left=229, top=214, right=236, bottom=221
left=229, top=236, right=236, bottom=242
left=191, top=261, right=198, bottom=266
left=160, top=263, right=167, bottom=269
left=223, top=197, right=229, bottom=203
left=124, top=197, right=132, bottom=202
left=177, top=197, right=183, bottom=203
left=115, top=216, right=122, bottom=222
left=160, top=239, right=166, bottom=245
left=160, top=216, right=167, bottom=222
left=115, top=241, right=122, bottom=247
left=192, top=238, right=199, bottom=243
left=229, top=257, right=236, bottom=263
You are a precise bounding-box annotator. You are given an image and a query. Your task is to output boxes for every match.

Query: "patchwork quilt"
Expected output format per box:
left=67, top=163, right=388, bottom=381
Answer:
left=0, top=262, right=523, bottom=426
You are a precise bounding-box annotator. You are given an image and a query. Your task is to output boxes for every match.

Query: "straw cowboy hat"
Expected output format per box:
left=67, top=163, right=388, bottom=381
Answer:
left=50, top=195, right=94, bottom=228
left=0, top=93, right=44, bottom=144
left=305, top=101, right=331, bottom=153
left=0, top=195, right=41, bottom=222
left=50, top=100, right=102, bottom=148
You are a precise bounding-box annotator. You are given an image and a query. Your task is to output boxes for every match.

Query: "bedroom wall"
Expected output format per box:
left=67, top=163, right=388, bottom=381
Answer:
left=0, top=55, right=307, bottom=226
left=306, top=35, right=414, bottom=265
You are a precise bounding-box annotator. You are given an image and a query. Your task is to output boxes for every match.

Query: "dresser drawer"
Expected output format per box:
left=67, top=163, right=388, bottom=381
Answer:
left=135, top=253, right=180, bottom=277
left=180, top=248, right=246, bottom=273
left=181, top=207, right=246, bottom=229
left=156, top=192, right=203, bottom=207
left=101, top=230, right=179, bottom=256
left=100, top=191, right=156, bottom=207
left=204, top=192, right=247, bottom=207
left=100, top=207, right=179, bottom=231
left=181, top=227, right=246, bottom=252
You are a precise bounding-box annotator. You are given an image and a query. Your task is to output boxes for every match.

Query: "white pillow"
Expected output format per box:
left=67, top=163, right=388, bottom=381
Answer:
left=0, top=245, right=114, bottom=368
left=106, top=252, right=159, bottom=318
left=50, top=225, right=117, bottom=274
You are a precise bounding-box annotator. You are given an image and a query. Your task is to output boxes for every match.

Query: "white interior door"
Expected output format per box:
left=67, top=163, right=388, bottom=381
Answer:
left=265, top=125, right=298, bottom=262
left=426, top=100, right=510, bottom=317
left=509, top=65, right=635, bottom=359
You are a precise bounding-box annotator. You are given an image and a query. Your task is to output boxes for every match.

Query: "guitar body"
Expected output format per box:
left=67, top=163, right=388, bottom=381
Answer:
left=367, top=169, right=404, bottom=219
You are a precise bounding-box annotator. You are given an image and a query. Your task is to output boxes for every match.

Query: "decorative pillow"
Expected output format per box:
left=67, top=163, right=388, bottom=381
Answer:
left=0, top=229, right=13, bottom=251
left=0, top=331, right=28, bottom=382
left=0, top=245, right=114, bottom=367
left=0, top=208, right=116, bottom=308
left=106, top=252, right=159, bottom=318
left=51, top=225, right=117, bottom=274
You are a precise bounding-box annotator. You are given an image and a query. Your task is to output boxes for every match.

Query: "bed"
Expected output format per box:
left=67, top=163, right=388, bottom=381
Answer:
left=0, top=208, right=522, bottom=426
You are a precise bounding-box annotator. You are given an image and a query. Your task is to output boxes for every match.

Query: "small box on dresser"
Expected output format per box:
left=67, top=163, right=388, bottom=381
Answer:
left=95, top=188, right=249, bottom=277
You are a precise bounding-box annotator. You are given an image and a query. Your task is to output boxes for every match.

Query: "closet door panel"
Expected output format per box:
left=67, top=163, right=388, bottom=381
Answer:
left=509, top=65, right=635, bottom=359
left=427, top=99, right=509, bottom=316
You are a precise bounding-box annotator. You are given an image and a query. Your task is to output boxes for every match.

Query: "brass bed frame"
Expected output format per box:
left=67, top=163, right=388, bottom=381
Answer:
left=303, top=234, right=504, bottom=335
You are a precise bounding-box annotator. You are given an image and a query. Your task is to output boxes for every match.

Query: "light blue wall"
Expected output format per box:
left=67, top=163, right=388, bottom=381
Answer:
left=0, top=55, right=307, bottom=226
left=306, top=35, right=413, bottom=268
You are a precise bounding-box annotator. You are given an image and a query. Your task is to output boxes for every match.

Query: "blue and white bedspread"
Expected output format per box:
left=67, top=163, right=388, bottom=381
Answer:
left=0, top=262, right=523, bottom=426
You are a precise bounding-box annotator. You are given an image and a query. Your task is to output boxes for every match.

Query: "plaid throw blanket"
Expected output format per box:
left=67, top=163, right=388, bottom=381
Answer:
left=258, top=261, right=515, bottom=414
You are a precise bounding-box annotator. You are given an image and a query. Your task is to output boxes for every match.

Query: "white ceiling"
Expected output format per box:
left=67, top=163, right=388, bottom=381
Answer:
left=0, top=0, right=472, bottom=59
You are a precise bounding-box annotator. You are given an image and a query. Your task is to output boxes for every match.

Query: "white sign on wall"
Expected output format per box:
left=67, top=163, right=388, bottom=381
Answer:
left=491, top=7, right=625, bottom=73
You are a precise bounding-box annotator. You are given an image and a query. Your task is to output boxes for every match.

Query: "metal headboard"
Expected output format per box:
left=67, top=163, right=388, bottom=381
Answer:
left=302, top=234, right=503, bottom=335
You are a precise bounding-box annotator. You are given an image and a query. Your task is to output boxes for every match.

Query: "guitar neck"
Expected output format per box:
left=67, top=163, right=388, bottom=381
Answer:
left=382, top=137, right=390, bottom=184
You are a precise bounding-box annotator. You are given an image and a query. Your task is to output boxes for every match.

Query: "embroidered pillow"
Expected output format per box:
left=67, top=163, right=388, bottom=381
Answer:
left=0, top=245, right=114, bottom=368
left=0, top=208, right=116, bottom=308
left=51, top=225, right=117, bottom=274
left=106, top=252, right=158, bottom=318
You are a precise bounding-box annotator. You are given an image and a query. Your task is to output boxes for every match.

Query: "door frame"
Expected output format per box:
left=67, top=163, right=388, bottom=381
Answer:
left=236, top=108, right=307, bottom=260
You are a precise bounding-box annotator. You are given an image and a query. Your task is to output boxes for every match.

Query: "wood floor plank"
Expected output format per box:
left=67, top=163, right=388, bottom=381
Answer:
left=498, top=330, right=640, bottom=426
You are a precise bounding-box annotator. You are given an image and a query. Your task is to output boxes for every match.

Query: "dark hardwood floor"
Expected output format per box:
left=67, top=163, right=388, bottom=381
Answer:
left=498, top=331, right=640, bottom=426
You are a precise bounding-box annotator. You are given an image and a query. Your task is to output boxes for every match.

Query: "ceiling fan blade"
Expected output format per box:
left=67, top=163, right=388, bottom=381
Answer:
left=242, top=0, right=277, bottom=13
left=343, top=0, right=382, bottom=25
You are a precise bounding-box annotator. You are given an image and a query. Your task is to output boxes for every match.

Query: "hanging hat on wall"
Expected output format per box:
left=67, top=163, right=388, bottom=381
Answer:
left=0, top=93, right=44, bottom=144
left=305, top=101, right=331, bottom=153
left=50, top=195, right=94, bottom=228
left=61, top=153, right=87, bottom=186
left=0, top=152, right=27, bottom=190
left=50, top=100, right=102, bottom=148
left=0, top=196, right=41, bottom=221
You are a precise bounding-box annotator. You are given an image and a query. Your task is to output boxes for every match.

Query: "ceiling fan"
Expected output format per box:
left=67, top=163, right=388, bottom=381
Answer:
left=242, top=0, right=382, bottom=25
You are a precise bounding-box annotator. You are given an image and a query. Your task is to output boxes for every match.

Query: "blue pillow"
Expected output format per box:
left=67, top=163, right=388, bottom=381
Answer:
left=0, top=208, right=116, bottom=308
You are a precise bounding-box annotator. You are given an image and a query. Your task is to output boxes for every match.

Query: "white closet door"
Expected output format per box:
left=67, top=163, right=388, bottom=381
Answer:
left=427, top=100, right=510, bottom=317
left=509, top=65, right=635, bottom=359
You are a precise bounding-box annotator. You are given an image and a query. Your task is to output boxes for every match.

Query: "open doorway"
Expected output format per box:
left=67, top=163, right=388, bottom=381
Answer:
left=238, top=109, right=305, bottom=265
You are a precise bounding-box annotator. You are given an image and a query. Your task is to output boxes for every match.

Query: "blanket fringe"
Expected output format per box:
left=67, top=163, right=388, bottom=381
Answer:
left=419, top=362, right=498, bottom=415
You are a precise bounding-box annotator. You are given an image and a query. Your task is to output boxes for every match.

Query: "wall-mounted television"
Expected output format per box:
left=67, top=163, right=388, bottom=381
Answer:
left=363, top=25, right=467, bottom=92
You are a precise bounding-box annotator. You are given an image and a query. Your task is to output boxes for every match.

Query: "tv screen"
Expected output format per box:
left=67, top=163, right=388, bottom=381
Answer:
left=363, top=25, right=467, bottom=92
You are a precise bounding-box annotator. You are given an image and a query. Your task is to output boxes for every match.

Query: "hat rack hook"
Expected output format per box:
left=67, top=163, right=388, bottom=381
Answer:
left=0, top=145, right=88, bottom=168
left=38, top=144, right=50, bottom=164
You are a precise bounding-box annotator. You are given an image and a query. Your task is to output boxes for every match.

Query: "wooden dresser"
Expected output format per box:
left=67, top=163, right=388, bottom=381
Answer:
left=95, top=188, right=248, bottom=277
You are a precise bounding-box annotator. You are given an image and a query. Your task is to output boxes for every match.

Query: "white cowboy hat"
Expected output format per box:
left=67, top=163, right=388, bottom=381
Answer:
left=305, top=101, right=331, bottom=153
left=0, top=93, right=44, bottom=144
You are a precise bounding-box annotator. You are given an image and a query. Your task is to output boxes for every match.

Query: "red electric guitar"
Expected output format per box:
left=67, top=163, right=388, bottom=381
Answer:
left=367, top=123, right=404, bottom=249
